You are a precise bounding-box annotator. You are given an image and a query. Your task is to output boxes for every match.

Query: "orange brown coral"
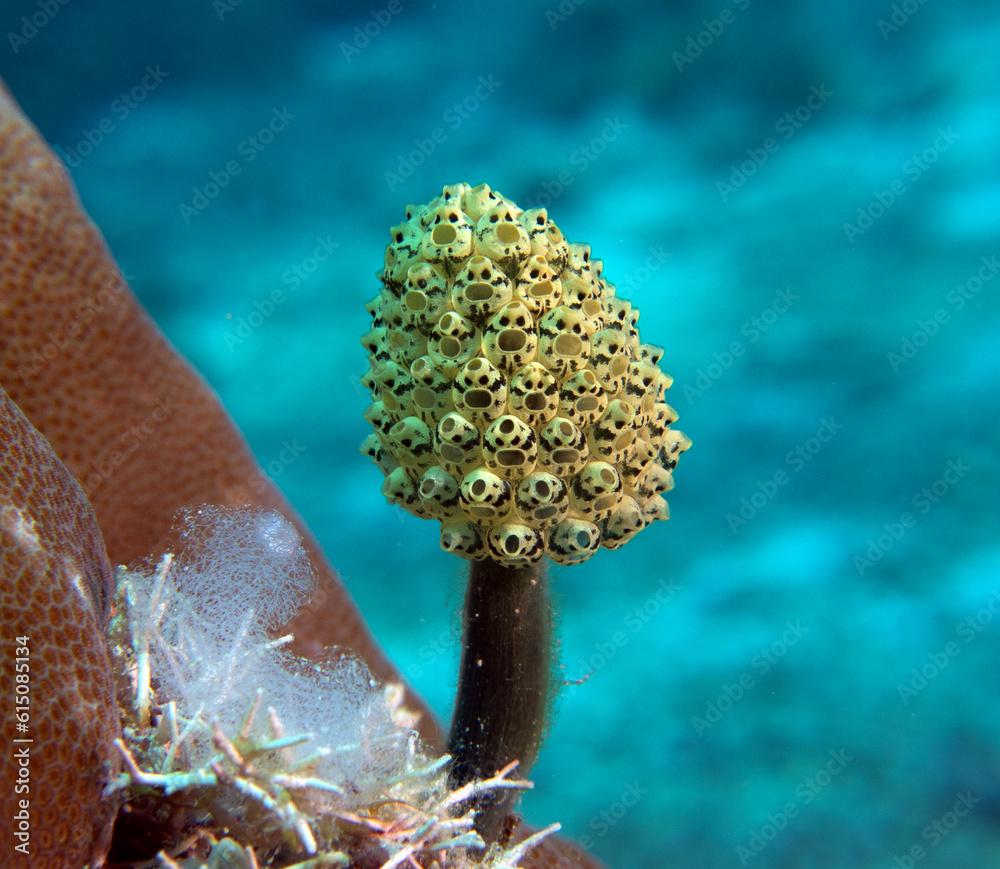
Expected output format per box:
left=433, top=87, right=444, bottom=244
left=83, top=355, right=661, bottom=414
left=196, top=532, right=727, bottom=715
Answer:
left=0, top=387, right=119, bottom=867
left=0, top=81, right=439, bottom=745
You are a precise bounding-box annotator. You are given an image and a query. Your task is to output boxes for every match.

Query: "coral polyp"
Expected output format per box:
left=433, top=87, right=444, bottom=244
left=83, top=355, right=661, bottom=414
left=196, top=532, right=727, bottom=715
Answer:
left=361, top=182, right=690, bottom=567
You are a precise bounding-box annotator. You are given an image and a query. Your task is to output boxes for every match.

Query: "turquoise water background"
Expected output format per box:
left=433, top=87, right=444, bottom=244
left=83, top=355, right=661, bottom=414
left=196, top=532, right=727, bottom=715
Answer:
left=4, top=1, right=999, bottom=866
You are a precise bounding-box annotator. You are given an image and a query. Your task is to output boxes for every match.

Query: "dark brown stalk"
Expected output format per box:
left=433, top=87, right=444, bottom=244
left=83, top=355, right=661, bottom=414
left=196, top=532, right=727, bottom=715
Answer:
left=447, top=558, right=552, bottom=843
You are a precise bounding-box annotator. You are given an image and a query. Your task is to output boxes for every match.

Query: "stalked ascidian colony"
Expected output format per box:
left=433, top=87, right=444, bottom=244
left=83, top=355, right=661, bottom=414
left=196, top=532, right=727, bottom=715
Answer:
left=361, top=183, right=690, bottom=568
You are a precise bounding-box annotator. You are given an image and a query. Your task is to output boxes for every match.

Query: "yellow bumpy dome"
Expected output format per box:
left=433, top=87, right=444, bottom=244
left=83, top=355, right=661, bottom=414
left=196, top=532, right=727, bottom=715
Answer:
left=361, top=182, right=690, bottom=567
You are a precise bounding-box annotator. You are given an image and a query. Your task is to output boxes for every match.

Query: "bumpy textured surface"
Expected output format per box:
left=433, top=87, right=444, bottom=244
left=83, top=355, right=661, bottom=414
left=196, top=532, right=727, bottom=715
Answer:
left=362, top=183, right=690, bottom=567
left=0, top=83, right=439, bottom=744
left=0, top=387, right=120, bottom=867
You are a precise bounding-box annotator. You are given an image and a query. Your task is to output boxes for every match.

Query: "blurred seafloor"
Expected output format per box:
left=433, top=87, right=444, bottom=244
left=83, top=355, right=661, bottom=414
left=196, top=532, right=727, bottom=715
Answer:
left=3, top=1, right=1000, bottom=866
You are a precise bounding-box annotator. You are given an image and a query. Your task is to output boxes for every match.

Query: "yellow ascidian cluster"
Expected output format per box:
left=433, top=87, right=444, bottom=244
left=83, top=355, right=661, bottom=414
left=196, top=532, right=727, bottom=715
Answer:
left=360, top=183, right=690, bottom=568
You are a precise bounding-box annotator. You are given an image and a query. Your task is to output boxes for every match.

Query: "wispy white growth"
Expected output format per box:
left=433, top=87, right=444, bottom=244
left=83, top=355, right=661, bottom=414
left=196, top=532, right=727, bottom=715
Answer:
left=121, top=506, right=410, bottom=800
left=107, top=506, right=561, bottom=867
